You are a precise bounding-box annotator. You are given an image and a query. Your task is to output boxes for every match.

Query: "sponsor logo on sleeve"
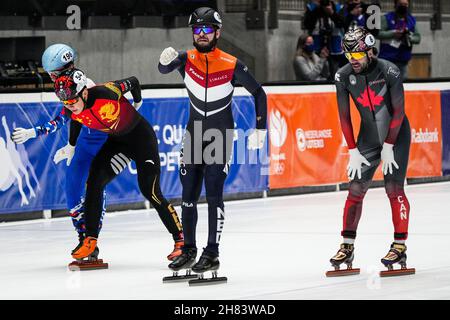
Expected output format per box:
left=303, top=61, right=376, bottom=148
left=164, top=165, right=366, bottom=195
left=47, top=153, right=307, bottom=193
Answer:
left=387, top=66, right=400, bottom=78
left=335, top=72, right=341, bottom=82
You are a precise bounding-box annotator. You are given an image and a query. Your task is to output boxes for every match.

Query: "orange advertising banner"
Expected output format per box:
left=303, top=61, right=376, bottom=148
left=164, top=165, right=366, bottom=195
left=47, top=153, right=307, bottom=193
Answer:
left=268, top=93, right=345, bottom=189
left=268, top=90, right=442, bottom=189
left=405, top=90, right=442, bottom=177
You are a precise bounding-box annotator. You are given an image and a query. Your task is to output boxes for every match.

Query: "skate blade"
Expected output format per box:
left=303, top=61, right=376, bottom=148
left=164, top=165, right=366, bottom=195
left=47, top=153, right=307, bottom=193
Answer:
left=68, top=259, right=109, bottom=271
left=189, top=276, right=228, bottom=286
left=326, top=268, right=360, bottom=277
left=163, top=274, right=198, bottom=283
left=380, top=267, right=415, bottom=277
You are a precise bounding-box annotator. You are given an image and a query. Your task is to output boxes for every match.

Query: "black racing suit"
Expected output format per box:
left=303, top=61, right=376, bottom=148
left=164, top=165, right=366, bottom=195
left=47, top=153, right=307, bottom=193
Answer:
left=335, top=57, right=411, bottom=241
left=159, top=48, right=267, bottom=256
left=69, top=78, right=183, bottom=240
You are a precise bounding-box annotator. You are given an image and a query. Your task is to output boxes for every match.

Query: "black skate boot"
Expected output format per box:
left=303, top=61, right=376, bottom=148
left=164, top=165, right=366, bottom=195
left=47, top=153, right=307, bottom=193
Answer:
left=380, top=243, right=415, bottom=277
left=68, top=233, right=108, bottom=271
left=88, top=247, right=100, bottom=261
left=163, top=248, right=198, bottom=282
left=189, top=250, right=227, bottom=286
left=326, top=243, right=360, bottom=277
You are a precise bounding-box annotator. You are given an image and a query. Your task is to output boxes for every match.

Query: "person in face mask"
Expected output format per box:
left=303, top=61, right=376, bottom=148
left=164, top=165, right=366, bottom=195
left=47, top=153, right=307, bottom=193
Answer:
left=378, top=0, right=421, bottom=80
left=293, top=34, right=330, bottom=81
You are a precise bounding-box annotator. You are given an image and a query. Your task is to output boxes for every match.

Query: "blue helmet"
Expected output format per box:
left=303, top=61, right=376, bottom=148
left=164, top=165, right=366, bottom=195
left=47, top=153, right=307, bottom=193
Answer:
left=42, top=44, right=77, bottom=72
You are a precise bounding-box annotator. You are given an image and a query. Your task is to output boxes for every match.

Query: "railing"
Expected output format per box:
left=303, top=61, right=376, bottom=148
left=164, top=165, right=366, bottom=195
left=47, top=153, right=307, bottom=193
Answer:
left=225, top=0, right=262, bottom=12
left=279, top=0, right=305, bottom=11
left=226, top=0, right=440, bottom=14
left=379, top=0, right=434, bottom=13
left=442, top=1, right=450, bottom=14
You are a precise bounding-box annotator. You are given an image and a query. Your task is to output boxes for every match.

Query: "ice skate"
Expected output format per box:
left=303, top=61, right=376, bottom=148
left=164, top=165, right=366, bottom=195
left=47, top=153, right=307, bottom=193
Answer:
left=326, top=243, right=360, bottom=277
left=167, top=239, right=184, bottom=261
left=188, top=250, right=227, bottom=286
left=163, top=248, right=198, bottom=282
left=380, top=243, right=415, bottom=277
left=68, top=235, right=108, bottom=271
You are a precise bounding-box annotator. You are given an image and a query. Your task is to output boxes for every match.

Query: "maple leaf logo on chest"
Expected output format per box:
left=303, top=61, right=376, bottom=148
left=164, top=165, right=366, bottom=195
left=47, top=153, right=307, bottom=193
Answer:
left=356, top=86, right=384, bottom=111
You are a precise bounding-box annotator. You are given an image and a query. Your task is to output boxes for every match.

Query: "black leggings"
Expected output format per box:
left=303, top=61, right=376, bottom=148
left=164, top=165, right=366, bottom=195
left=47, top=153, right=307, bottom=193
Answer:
left=180, top=163, right=228, bottom=256
left=179, top=129, right=233, bottom=256
left=84, top=119, right=182, bottom=239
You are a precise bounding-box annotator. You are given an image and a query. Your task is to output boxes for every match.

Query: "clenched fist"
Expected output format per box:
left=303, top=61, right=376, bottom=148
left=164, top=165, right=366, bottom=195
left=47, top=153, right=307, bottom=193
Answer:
left=160, top=47, right=179, bottom=66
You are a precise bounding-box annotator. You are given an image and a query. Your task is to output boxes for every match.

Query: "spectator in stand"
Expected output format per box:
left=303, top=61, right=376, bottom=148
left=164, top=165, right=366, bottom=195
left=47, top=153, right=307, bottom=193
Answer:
left=343, top=1, right=381, bottom=35
left=293, top=34, right=330, bottom=81
left=343, top=0, right=366, bottom=31
left=378, top=0, right=421, bottom=80
left=303, top=0, right=347, bottom=78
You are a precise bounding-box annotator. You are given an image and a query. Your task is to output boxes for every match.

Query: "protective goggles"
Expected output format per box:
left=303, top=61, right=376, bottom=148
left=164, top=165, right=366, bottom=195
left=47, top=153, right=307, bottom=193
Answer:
left=48, top=64, right=72, bottom=81
left=62, top=97, right=79, bottom=106
left=192, top=25, right=215, bottom=35
left=48, top=71, right=62, bottom=82
left=345, top=51, right=367, bottom=60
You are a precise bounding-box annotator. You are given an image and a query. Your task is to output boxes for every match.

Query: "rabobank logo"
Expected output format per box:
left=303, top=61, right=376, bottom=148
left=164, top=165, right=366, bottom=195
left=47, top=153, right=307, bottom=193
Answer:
left=269, top=109, right=287, bottom=148
left=411, top=128, right=439, bottom=143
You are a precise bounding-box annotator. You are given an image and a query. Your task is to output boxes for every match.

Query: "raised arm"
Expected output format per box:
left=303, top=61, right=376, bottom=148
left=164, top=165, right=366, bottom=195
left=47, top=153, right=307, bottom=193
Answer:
left=158, top=49, right=187, bottom=74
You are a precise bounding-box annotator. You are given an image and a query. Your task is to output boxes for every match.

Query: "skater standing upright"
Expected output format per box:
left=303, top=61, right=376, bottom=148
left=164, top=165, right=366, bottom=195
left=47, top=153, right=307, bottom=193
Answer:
left=328, top=26, right=414, bottom=277
left=158, top=7, right=267, bottom=284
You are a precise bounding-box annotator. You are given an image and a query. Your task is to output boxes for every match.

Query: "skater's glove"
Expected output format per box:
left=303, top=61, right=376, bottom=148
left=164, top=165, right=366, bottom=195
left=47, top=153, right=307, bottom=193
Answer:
left=248, top=129, right=267, bottom=150
left=159, top=47, right=178, bottom=66
left=53, top=143, right=75, bottom=166
left=347, top=148, right=370, bottom=180
left=133, top=100, right=143, bottom=111
left=11, top=127, right=37, bottom=144
left=381, top=142, right=399, bottom=175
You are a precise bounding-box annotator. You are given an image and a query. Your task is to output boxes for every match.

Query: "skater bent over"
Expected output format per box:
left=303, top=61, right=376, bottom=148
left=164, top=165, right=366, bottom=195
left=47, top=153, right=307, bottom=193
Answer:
left=12, top=44, right=111, bottom=267
left=328, top=26, right=414, bottom=277
left=158, top=7, right=267, bottom=284
left=12, top=44, right=182, bottom=265
left=53, top=69, right=184, bottom=262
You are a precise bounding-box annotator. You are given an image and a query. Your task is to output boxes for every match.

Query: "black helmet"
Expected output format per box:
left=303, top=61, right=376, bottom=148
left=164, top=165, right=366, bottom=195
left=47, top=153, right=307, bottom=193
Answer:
left=342, top=26, right=376, bottom=52
left=54, top=68, right=87, bottom=101
left=188, top=7, right=222, bottom=28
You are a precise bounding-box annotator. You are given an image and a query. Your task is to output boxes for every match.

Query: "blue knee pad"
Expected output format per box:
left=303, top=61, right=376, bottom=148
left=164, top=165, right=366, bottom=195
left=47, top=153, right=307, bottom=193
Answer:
left=69, top=190, right=106, bottom=234
left=66, top=127, right=108, bottom=234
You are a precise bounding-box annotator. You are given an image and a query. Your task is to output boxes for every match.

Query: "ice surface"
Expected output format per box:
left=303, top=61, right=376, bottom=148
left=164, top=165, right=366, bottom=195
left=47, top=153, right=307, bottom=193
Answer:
left=1, top=182, right=449, bottom=300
